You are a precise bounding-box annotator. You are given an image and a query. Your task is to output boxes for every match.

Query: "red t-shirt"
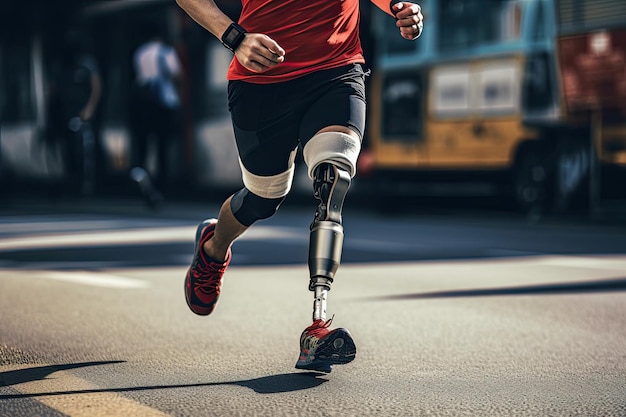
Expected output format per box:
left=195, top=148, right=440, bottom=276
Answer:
left=226, top=0, right=365, bottom=84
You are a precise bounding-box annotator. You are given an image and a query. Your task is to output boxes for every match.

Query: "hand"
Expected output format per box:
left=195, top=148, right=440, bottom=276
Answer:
left=235, top=33, right=286, bottom=73
left=392, top=2, right=423, bottom=40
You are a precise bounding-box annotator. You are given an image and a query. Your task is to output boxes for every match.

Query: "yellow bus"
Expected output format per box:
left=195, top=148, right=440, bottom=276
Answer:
left=363, top=0, right=626, bottom=214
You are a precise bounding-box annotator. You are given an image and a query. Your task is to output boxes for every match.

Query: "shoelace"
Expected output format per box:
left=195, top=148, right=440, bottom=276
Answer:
left=193, top=260, right=227, bottom=294
left=305, top=315, right=334, bottom=338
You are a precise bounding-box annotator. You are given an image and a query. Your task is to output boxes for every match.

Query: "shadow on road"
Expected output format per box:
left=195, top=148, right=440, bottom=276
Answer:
left=0, top=361, right=327, bottom=400
left=0, top=361, right=125, bottom=387
left=366, top=278, right=626, bottom=301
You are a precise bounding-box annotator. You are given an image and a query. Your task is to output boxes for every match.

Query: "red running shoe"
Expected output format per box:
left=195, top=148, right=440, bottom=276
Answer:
left=184, top=219, right=231, bottom=316
left=295, top=318, right=356, bottom=373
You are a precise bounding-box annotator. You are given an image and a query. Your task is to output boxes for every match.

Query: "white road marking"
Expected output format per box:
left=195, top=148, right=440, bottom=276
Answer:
left=0, top=269, right=149, bottom=289
left=40, top=271, right=150, bottom=288
left=0, top=219, right=130, bottom=233
left=0, top=225, right=302, bottom=252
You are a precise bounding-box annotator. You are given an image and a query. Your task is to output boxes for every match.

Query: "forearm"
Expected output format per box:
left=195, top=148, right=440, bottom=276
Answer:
left=175, top=0, right=233, bottom=40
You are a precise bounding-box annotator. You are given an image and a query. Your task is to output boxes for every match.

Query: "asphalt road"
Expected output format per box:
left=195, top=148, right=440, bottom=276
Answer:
left=0, top=197, right=625, bottom=416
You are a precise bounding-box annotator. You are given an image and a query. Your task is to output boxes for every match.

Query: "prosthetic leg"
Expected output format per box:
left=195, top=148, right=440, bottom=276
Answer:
left=295, top=131, right=360, bottom=372
left=309, top=163, right=351, bottom=321
left=295, top=162, right=357, bottom=372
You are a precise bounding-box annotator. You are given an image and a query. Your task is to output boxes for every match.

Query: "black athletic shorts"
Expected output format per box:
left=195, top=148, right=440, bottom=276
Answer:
left=227, top=63, right=368, bottom=176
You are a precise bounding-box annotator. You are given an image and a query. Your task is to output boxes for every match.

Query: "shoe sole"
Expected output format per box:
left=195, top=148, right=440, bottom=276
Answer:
left=295, top=328, right=357, bottom=373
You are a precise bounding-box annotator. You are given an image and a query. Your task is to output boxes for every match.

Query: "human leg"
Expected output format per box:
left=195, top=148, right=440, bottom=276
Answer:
left=128, top=102, right=163, bottom=208
left=185, top=182, right=292, bottom=316
left=155, top=123, right=170, bottom=189
left=130, top=103, right=150, bottom=170
left=154, top=105, right=178, bottom=190
left=184, top=194, right=252, bottom=316
left=202, top=195, right=249, bottom=262
left=62, top=125, right=84, bottom=195
left=185, top=80, right=299, bottom=316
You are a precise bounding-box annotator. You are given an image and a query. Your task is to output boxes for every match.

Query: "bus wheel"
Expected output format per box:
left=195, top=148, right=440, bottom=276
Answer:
left=514, top=150, right=549, bottom=217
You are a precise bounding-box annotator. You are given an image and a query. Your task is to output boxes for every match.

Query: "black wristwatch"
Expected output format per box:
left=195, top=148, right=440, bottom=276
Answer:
left=221, top=23, right=247, bottom=53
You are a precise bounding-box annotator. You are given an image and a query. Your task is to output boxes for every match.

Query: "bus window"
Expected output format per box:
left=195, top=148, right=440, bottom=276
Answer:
left=431, top=65, right=470, bottom=117
left=479, top=60, right=520, bottom=114
left=438, top=0, right=521, bottom=52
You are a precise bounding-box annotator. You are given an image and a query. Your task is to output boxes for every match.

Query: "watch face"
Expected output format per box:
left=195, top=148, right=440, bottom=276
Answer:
left=225, top=28, right=241, bottom=44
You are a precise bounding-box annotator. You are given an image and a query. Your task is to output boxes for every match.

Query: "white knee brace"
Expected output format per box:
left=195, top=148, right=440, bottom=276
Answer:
left=303, top=131, right=361, bottom=180
left=238, top=147, right=298, bottom=199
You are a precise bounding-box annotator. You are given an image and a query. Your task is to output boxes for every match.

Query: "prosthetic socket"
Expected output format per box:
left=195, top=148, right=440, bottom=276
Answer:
left=309, top=163, right=351, bottom=320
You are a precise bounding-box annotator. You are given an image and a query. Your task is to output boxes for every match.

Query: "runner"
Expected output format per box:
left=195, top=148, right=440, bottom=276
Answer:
left=176, top=0, right=423, bottom=372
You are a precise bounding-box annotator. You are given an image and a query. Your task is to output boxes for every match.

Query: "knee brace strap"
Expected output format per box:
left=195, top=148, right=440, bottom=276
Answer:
left=238, top=147, right=297, bottom=199
left=303, top=131, right=361, bottom=180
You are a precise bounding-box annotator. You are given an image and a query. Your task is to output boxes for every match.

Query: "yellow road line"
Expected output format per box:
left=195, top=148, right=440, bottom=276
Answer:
left=1, top=364, right=170, bottom=417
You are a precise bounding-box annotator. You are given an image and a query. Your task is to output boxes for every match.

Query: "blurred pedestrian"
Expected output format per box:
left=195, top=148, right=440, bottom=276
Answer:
left=175, top=0, right=423, bottom=373
left=129, top=22, right=183, bottom=207
left=46, top=31, right=101, bottom=196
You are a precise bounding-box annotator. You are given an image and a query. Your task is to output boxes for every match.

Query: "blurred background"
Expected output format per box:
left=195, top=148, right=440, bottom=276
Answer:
left=1, top=0, right=625, bottom=219
left=1, top=4, right=626, bottom=414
